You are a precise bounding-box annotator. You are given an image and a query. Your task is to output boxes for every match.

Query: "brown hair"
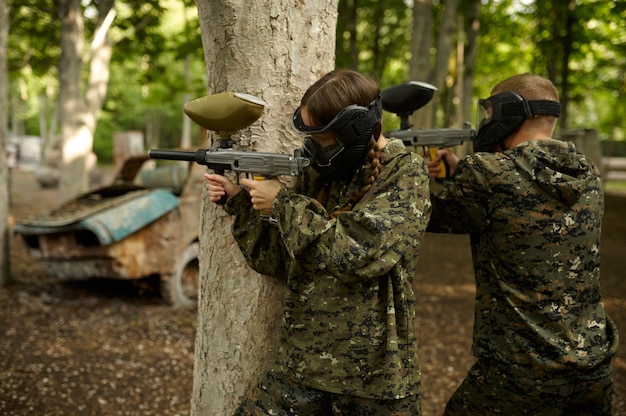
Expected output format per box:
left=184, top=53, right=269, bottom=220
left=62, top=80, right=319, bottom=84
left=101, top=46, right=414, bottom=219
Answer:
left=492, top=73, right=559, bottom=102
left=301, top=69, right=380, bottom=125
left=302, top=70, right=383, bottom=218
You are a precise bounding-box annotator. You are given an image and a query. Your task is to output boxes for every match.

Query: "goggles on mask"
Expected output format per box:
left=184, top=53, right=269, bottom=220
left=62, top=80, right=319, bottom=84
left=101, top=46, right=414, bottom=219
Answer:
left=290, top=95, right=382, bottom=173
left=290, top=96, right=382, bottom=137
left=473, top=91, right=561, bottom=152
left=301, top=133, right=345, bottom=168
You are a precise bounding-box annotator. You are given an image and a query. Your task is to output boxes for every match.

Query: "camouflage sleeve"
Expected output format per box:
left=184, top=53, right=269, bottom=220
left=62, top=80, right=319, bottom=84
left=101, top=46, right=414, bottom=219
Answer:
left=223, top=189, right=290, bottom=279
left=271, top=153, right=431, bottom=283
left=428, top=156, right=492, bottom=234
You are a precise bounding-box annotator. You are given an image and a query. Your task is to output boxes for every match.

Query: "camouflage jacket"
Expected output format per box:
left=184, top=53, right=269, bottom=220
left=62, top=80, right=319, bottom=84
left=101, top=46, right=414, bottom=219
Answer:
left=224, top=138, right=431, bottom=399
left=428, top=138, right=618, bottom=382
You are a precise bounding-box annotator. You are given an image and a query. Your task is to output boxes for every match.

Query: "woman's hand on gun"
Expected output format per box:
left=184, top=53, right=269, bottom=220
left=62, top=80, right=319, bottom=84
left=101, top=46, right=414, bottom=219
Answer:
left=204, top=173, right=241, bottom=203
left=239, top=177, right=282, bottom=213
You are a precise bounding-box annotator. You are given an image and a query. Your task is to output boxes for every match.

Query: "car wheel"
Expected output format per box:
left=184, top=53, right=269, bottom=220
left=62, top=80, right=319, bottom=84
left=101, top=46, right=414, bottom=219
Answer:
left=160, top=242, right=199, bottom=308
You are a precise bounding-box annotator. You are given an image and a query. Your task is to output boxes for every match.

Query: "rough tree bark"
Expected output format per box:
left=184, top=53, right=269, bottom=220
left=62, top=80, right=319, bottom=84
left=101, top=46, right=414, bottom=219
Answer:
left=0, top=0, right=9, bottom=286
left=191, top=0, right=337, bottom=414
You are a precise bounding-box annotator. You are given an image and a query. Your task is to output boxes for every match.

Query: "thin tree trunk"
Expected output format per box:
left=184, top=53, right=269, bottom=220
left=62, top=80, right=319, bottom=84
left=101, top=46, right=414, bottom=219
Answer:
left=57, top=0, right=114, bottom=201
left=192, top=0, right=337, bottom=414
left=371, top=0, right=385, bottom=80
left=410, top=0, right=432, bottom=82
left=58, top=0, right=88, bottom=200
left=409, top=0, right=434, bottom=128
left=409, top=0, right=457, bottom=128
left=0, top=0, right=10, bottom=286
left=347, top=0, right=359, bottom=69
left=459, top=0, right=480, bottom=157
left=429, top=0, right=458, bottom=127
left=181, top=56, right=192, bottom=148
left=559, top=0, right=575, bottom=131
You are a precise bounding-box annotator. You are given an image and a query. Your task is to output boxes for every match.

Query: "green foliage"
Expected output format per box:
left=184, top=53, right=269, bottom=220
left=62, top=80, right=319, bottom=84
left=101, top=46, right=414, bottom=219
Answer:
left=336, top=0, right=412, bottom=87
left=94, top=3, right=205, bottom=162
left=111, top=0, right=167, bottom=60
left=8, top=0, right=59, bottom=75
left=7, top=0, right=205, bottom=163
left=471, top=1, right=533, bottom=99
left=7, top=0, right=626, bottom=158
left=471, top=0, right=626, bottom=142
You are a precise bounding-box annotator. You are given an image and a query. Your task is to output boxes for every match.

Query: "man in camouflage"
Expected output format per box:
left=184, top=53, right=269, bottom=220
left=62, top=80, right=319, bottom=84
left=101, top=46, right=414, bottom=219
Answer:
left=426, top=73, right=618, bottom=415
left=205, top=70, right=431, bottom=415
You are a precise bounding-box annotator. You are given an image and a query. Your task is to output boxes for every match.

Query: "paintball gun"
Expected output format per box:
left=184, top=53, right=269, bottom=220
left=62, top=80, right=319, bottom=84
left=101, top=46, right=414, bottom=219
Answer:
left=381, top=81, right=476, bottom=180
left=148, top=92, right=310, bottom=222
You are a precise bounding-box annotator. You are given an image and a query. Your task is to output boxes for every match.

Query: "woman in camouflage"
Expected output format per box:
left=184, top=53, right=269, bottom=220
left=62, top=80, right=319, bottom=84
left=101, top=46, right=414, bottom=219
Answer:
left=427, top=73, right=618, bottom=415
left=205, top=69, right=431, bottom=415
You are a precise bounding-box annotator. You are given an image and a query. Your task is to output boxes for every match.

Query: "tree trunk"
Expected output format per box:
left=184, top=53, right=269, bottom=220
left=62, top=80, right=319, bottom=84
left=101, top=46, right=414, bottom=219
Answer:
left=191, top=0, right=337, bottom=414
left=429, top=0, right=458, bottom=126
left=57, top=0, right=114, bottom=201
left=409, top=0, right=457, bottom=128
left=181, top=55, right=192, bottom=148
left=409, top=0, right=434, bottom=128
left=0, top=0, right=9, bottom=286
left=58, top=0, right=87, bottom=200
left=462, top=0, right=480, bottom=126
left=558, top=0, right=575, bottom=131
left=370, top=1, right=385, bottom=80
left=342, top=0, right=359, bottom=70
left=459, top=0, right=480, bottom=157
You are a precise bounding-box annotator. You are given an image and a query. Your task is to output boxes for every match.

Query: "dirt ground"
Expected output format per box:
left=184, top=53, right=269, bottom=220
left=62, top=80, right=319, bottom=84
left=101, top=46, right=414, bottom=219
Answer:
left=1, top=168, right=625, bottom=416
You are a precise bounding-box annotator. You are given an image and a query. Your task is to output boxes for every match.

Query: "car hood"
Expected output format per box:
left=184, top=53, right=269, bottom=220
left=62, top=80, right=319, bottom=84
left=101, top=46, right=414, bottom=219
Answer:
left=13, top=188, right=179, bottom=245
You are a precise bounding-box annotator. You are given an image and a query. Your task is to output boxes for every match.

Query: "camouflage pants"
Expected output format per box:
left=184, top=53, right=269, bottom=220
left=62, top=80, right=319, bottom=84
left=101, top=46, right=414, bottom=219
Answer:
left=443, top=359, right=614, bottom=416
left=234, top=369, right=421, bottom=416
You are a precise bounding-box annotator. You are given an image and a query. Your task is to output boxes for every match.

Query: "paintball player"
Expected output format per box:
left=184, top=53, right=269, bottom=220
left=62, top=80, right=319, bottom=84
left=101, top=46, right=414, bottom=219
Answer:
left=426, top=72, right=618, bottom=415
left=205, top=69, right=431, bottom=414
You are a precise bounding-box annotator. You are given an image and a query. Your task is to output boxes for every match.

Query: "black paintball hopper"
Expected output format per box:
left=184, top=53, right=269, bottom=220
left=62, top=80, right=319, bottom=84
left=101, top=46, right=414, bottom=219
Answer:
left=381, top=81, right=437, bottom=129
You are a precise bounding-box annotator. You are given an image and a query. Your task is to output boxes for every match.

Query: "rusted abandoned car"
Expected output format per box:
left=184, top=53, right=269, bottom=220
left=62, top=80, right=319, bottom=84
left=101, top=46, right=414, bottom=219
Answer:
left=13, top=154, right=205, bottom=308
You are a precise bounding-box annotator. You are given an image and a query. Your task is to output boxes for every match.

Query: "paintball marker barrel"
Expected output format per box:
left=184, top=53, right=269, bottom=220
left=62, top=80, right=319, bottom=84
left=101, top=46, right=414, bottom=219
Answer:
left=386, top=124, right=476, bottom=182
left=389, top=124, right=476, bottom=149
left=148, top=149, right=206, bottom=163
left=149, top=146, right=310, bottom=222
left=148, top=147, right=310, bottom=177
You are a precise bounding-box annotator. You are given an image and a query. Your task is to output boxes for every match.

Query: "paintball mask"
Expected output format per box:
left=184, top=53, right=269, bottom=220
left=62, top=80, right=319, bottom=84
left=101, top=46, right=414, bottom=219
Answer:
left=291, top=95, right=383, bottom=179
left=474, top=91, right=561, bottom=152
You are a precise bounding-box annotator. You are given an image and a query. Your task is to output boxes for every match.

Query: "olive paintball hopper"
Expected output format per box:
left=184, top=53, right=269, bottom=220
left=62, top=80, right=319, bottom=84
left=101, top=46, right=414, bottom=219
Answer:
left=148, top=92, right=311, bottom=222
left=380, top=81, right=476, bottom=180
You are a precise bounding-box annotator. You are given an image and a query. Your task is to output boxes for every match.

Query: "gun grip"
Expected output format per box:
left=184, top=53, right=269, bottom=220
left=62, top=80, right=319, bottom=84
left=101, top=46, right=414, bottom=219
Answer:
left=429, top=147, right=449, bottom=179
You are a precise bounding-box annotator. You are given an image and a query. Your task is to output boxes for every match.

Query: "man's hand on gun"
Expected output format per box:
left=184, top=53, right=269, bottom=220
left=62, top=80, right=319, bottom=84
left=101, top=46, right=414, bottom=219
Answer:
left=425, top=148, right=460, bottom=179
left=204, top=173, right=283, bottom=213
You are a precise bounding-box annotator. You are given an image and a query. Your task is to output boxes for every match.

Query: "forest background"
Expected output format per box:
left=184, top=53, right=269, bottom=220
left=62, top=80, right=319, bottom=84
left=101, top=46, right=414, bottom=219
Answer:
left=1, top=1, right=626, bottom=413
left=4, top=0, right=626, bottom=165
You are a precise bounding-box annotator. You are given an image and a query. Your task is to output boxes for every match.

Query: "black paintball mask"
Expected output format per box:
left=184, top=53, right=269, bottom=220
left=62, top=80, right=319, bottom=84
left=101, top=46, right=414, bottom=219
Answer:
left=474, top=91, right=561, bottom=152
left=291, top=94, right=383, bottom=180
